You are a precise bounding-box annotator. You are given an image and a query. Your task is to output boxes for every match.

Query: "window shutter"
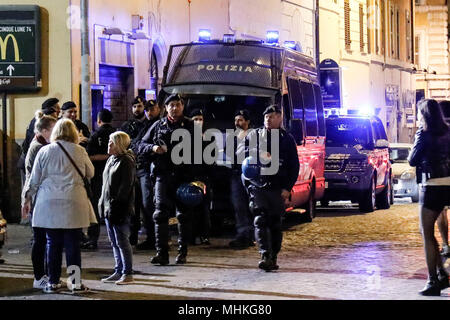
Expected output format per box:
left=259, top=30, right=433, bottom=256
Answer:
left=345, top=0, right=351, bottom=50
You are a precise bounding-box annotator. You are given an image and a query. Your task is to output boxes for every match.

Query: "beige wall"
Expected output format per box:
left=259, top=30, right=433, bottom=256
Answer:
left=1, top=0, right=71, bottom=140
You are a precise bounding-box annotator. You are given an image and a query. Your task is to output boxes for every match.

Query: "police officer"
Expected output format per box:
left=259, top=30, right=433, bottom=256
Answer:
left=243, top=105, right=299, bottom=271
left=137, top=94, right=197, bottom=265
left=82, top=109, right=116, bottom=250
left=130, top=100, right=162, bottom=250
left=229, top=109, right=255, bottom=249
left=189, top=108, right=212, bottom=245
left=60, top=101, right=91, bottom=148
left=120, top=96, right=147, bottom=140
left=120, top=96, right=148, bottom=245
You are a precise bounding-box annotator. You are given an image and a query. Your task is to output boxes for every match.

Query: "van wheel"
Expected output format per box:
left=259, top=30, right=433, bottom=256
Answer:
left=304, top=184, right=316, bottom=222
left=359, top=176, right=376, bottom=212
left=411, top=194, right=419, bottom=203
left=376, top=174, right=391, bottom=209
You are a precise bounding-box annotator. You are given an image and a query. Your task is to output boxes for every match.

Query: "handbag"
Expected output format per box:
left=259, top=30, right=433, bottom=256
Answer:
left=56, top=142, right=94, bottom=201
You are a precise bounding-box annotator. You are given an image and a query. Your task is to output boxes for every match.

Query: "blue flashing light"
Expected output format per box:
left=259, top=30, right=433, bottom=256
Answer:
left=266, top=30, right=279, bottom=44
left=223, top=34, right=235, bottom=43
left=198, top=29, right=211, bottom=41
left=283, top=41, right=296, bottom=50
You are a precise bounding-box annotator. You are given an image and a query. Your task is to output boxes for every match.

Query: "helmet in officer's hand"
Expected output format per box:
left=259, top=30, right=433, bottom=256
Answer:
left=242, top=156, right=261, bottom=180
left=176, top=181, right=206, bottom=207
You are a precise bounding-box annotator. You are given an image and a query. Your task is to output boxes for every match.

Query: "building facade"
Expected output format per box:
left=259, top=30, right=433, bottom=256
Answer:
left=414, top=0, right=450, bottom=101
left=0, top=0, right=318, bottom=220
left=319, top=0, right=416, bottom=143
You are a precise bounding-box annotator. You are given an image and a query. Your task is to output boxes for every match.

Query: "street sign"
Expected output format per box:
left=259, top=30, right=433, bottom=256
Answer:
left=0, top=5, right=41, bottom=92
left=319, top=59, right=342, bottom=109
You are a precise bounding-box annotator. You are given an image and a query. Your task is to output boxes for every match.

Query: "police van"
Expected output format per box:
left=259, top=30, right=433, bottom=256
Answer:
left=160, top=32, right=325, bottom=222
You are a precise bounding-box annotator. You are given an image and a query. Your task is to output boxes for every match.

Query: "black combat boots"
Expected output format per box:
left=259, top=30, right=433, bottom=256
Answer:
left=175, top=246, right=188, bottom=264
left=150, top=251, right=169, bottom=266
left=258, top=253, right=275, bottom=271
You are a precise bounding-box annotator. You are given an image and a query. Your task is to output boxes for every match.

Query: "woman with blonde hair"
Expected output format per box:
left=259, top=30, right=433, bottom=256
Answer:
left=99, top=131, right=136, bottom=285
left=22, top=118, right=96, bottom=293
left=21, top=112, right=57, bottom=290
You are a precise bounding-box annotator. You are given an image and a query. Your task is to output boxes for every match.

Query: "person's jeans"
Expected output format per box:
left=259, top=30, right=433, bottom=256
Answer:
left=46, top=228, right=82, bottom=285
left=32, top=227, right=47, bottom=280
left=231, top=172, right=253, bottom=241
left=105, top=218, right=133, bottom=275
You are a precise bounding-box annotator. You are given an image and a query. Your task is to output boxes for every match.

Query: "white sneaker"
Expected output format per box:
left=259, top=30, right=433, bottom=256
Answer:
left=33, top=275, right=49, bottom=289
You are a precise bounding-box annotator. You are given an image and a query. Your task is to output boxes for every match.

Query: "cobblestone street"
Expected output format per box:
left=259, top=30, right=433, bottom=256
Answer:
left=1, top=199, right=449, bottom=300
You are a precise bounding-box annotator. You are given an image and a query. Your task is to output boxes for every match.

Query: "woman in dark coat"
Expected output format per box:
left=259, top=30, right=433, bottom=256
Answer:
left=408, top=99, right=450, bottom=296
left=99, top=131, right=136, bottom=285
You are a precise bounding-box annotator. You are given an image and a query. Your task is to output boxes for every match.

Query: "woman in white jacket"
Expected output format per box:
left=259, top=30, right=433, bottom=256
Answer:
left=22, top=118, right=97, bottom=294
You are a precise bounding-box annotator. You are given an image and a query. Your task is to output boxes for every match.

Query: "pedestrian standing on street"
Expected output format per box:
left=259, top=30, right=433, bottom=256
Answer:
left=22, top=119, right=96, bottom=293
left=19, top=98, right=60, bottom=187
left=229, top=109, right=255, bottom=249
left=242, top=105, right=299, bottom=271
left=131, top=99, right=162, bottom=250
left=137, top=93, right=198, bottom=265
left=189, top=108, right=212, bottom=245
left=60, top=101, right=91, bottom=148
left=120, top=96, right=148, bottom=246
left=81, top=109, right=116, bottom=250
left=21, top=113, right=57, bottom=290
left=99, top=131, right=136, bottom=285
left=408, top=98, right=450, bottom=296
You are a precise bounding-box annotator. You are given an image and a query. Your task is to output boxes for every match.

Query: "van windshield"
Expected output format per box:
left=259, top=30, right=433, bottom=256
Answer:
left=325, top=118, right=372, bottom=148
left=183, top=94, right=272, bottom=131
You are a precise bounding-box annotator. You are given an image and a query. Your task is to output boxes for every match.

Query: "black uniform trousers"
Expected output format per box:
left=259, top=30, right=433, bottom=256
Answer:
left=247, top=185, right=284, bottom=257
left=153, top=173, right=192, bottom=253
left=129, top=170, right=156, bottom=245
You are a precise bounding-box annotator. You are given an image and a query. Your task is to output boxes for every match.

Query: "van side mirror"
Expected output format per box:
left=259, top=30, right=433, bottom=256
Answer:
left=290, top=119, right=304, bottom=145
left=375, top=139, right=389, bottom=149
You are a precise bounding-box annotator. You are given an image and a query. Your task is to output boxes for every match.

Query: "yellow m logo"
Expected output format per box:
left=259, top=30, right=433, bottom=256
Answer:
left=0, top=34, right=20, bottom=62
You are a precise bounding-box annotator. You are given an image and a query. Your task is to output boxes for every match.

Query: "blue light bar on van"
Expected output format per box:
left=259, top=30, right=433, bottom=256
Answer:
left=223, top=34, right=235, bottom=43
left=266, top=30, right=279, bottom=44
left=283, top=41, right=296, bottom=50
left=198, top=29, right=211, bottom=41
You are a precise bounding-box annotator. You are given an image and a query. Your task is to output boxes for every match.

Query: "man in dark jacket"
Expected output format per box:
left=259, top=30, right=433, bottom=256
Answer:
left=120, top=96, right=147, bottom=140
left=82, top=109, right=116, bottom=250
left=243, top=105, right=299, bottom=271
left=60, top=101, right=90, bottom=148
left=19, top=98, right=60, bottom=185
left=137, top=94, right=199, bottom=265
left=130, top=100, right=161, bottom=250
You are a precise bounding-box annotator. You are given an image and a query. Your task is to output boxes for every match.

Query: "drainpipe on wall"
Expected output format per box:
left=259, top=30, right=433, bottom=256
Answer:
left=81, top=0, right=92, bottom=130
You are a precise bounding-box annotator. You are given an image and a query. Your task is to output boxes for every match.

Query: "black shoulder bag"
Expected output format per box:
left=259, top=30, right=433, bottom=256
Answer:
left=56, top=142, right=94, bottom=201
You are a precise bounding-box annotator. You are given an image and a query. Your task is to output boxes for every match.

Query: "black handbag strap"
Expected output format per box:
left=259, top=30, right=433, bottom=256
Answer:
left=56, top=141, right=86, bottom=180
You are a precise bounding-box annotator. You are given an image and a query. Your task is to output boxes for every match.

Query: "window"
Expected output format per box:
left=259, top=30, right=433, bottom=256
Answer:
left=390, top=6, right=394, bottom=57
left=313, top=84, right=326, bottom=137
left=396, top=8, right=400, bottom=59
left=414, top=35, right=420, bottom=67
left=360, top=4, right=365, bottom=52
left=345, top=0, right=351, bottom=50
left=367, top=0, right=371, bottom=53
left=406, top=10, right=412, bottom=61
left=287, top=78, right=304, bottom=121
left=299, top=81, right=318, bottom=137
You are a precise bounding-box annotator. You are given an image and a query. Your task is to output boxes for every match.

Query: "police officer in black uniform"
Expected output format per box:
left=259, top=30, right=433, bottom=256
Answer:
left=120, top=96, right=149, bottom=245
left=60, top=101, right=91, bottom=148
left=243, top=105, right=299, bottom=271
left=130, top=100, right=162, bottom=250
left=120, top=96, right=147, bottom=140
left=137, top=94, right=198, bottom=265
left=82, top=109, right=116, bottom=249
